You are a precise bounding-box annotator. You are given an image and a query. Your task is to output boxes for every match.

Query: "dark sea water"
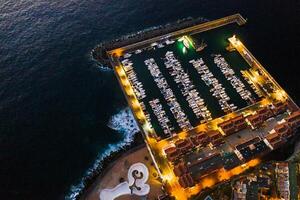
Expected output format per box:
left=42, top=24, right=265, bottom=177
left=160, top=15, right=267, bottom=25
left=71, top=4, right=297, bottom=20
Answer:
left=0, top=0, right=299, bottom=199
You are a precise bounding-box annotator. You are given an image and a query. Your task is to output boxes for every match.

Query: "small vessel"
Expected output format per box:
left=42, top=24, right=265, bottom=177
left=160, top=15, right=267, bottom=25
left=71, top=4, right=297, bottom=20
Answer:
left=196, top=40, right=207, bottom=52
left=183, top=39, right=190, bottom=49
left=124, top=53, right=132, bottom=58
left=158, top=43, right=165, bottom=48
left=151, top=42, right=158, bottom=47
left=135, top=49, right=142, bottom=54
left=165, top=39, right=175, bottom=45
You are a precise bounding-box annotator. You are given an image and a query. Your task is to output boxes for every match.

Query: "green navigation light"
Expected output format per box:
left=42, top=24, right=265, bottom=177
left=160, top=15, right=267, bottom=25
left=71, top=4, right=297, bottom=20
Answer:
left=178, top=35, right=195, bottom=53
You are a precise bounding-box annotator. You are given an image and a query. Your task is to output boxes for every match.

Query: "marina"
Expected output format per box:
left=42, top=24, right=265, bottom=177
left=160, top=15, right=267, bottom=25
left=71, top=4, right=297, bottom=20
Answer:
left=107, top=14, right=300, bottom=200
left=117, top=22, right=259, bottom=139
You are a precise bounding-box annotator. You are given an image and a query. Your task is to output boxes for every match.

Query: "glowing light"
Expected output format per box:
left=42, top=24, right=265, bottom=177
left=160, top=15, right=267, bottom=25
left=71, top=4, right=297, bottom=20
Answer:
left=274, top=89, right=287, bottom=101
left=201, top=177, right=216, bottom=188
left=111, top=48, right=124, bottom=57
left=228, top=35, right=242, bottom=47
left=143, top=122, right=152, bottom=132
left=178, top=36, right=185, bottom=42
left=185, top=36, right=195, bottom=48
left=183, top=39, right=190, bottom=49
left=182, top=46, right=187, bottom=54
left=178, top=35, right=195, bottom=52
left=161, top=172, right=175, bottom=183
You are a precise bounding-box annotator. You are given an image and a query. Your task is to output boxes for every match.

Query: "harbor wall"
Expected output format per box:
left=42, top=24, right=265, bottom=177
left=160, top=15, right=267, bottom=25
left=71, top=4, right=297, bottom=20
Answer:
left=92, top=13, right=246, bottom=67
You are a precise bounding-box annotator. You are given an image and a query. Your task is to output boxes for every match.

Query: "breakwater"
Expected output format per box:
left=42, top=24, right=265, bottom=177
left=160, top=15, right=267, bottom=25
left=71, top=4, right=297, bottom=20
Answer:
left=92, top=17, right=208, bottom=66
left=92, top=14, right=246, bottom=67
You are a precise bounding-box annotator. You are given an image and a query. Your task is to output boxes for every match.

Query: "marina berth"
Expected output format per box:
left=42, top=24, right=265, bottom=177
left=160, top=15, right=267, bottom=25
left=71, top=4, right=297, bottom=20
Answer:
left=214, top=54, right=254, bottom=104
left=121, top=59, right=146, bottom=100
left=164, top=51, right=212, bottom=122
left=149, top=98, right=174, bottom=137
left=190, top=58, right=237, bottom=113
left=145, top=58, right=193, bottom=131
left=121, top=59, right=158, bottom=134
left=241, top=69, right=264, bottom=98
left=140, top=102, right=152, bottom=127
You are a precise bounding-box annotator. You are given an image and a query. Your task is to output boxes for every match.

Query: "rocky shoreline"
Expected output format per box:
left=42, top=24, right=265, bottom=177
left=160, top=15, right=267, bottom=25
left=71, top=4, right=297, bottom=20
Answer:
left=70, top=133, right=145, bottom=200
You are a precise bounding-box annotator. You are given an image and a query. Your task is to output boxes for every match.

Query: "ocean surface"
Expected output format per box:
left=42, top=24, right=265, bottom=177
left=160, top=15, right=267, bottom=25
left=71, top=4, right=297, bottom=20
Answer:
left=0, top=0, right=299, bottom=199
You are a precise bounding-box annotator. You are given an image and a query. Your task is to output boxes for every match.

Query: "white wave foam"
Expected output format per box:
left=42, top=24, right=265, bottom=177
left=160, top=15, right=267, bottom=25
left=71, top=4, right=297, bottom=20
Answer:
left=89, top=49, right=112, bottom=72
left=107, top=107, right=139, bottom=135
left=96, top=64, right=112, bottom=71
left=65, top=107, right=140, bottom=200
